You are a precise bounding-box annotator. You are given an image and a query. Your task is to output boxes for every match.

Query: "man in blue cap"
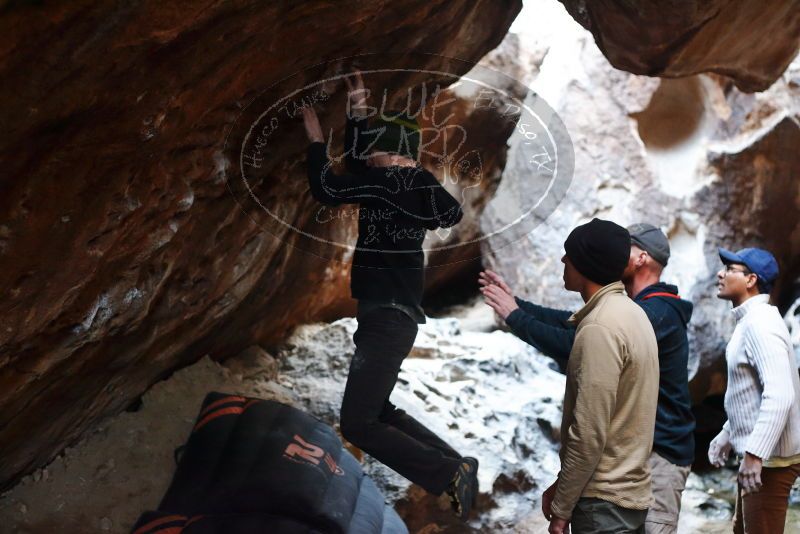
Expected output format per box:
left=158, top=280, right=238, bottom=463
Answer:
left=708, top=247, right=800, bottom=534
left=481, top=222, right=695, bottom=533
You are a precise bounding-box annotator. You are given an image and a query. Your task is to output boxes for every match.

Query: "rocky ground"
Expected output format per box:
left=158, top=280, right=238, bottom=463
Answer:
left=2, top=298, right=797, bottom=533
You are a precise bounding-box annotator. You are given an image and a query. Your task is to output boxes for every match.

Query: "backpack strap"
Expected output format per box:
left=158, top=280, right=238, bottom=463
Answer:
left=642, top=291, right=681, bottom=300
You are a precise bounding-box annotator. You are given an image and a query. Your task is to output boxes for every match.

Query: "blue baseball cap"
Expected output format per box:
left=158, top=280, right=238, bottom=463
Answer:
left=718, top=247, right=779, bottom=292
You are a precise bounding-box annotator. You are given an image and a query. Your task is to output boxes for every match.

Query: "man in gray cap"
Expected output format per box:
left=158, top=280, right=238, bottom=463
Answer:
left=628, top=223, right=670, bottom=270
left=480, top=222, right=696, bottom=534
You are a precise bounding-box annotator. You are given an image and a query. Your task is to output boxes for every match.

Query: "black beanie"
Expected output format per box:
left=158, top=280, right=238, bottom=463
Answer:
left=371, top=110, right=421, bottom=160
left=564, top=218, right=631, bottom=285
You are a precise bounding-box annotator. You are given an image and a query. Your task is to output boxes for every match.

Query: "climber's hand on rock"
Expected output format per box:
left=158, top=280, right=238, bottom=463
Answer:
left=481, top=282, right=518, bottom=320
left=478, top=270, right=513, bottom=296
left=344, top=68, right=365, bottom=94
left=302, top=107, right=324, bottom=143
left=344, top=69, right=368, bottom=118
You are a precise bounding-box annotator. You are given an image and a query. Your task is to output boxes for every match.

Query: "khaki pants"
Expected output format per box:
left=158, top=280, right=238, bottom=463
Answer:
left=733, top=462, right=800, bottom=534
left=645, top=452, right=691, bottom=534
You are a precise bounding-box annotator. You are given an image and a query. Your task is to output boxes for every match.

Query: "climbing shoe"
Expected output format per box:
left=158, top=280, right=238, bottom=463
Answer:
left=447, top=456, right=479, bottom=521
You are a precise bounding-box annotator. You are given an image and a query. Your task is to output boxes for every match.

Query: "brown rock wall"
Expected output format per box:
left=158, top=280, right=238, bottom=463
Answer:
left=0, top=0, right=521, bottom=489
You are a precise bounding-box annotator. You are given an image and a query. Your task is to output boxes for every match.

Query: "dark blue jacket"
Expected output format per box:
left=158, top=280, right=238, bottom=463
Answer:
left=505, top=282, right=696, bottom=466
left=307, top=117, right=462, bottom=307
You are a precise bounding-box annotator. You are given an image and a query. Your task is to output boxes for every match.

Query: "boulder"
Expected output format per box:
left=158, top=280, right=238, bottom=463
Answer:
left=557, top=0, right=800, bottom=92
left=0, top=0, right=521, bottom=490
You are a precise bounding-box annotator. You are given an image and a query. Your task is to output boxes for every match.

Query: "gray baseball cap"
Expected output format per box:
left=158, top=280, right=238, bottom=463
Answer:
left=627, top=223, right=670, bottom=266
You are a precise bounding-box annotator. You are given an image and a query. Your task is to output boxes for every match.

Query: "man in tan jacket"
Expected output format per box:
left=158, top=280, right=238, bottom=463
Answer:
left=541, top=219, right=659, bottom=534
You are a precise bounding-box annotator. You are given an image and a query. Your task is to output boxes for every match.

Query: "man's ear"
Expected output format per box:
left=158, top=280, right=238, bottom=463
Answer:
left=637, top=250, right=648, bottom=269
left=746, top=274, right=759, bottom=290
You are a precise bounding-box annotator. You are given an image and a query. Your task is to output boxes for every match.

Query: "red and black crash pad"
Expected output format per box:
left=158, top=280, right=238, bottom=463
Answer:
left=131, top=392, right=407, bottom=534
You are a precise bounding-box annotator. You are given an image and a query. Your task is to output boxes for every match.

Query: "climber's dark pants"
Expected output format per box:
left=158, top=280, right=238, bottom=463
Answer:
left=340, top=306, right=462, bottom=495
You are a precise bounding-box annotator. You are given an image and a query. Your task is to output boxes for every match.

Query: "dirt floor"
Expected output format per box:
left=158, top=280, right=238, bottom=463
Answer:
left=0, top=356, right=298, bottom=533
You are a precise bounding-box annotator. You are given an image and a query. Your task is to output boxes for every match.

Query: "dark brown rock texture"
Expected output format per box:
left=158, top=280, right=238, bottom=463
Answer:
left=0, top=0, right=522, bottom=490
left=558, top=0, right=800, bottom=92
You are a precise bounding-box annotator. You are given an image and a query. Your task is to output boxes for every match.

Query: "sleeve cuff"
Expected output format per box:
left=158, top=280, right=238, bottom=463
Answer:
left=347, top=115, right=369, bottom=125
left=307, top=141, right=327, bottom=159
left=307, top=141, right=326, bottom=152
left=505, top=308, right=525, bottom=329
left=550, top=500, right=573, bottom=522
left=745, top=435, right=777, bottom=460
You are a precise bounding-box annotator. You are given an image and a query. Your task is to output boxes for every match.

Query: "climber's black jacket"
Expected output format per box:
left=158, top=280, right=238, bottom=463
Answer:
left=307, top=116, right=462, bottom=307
